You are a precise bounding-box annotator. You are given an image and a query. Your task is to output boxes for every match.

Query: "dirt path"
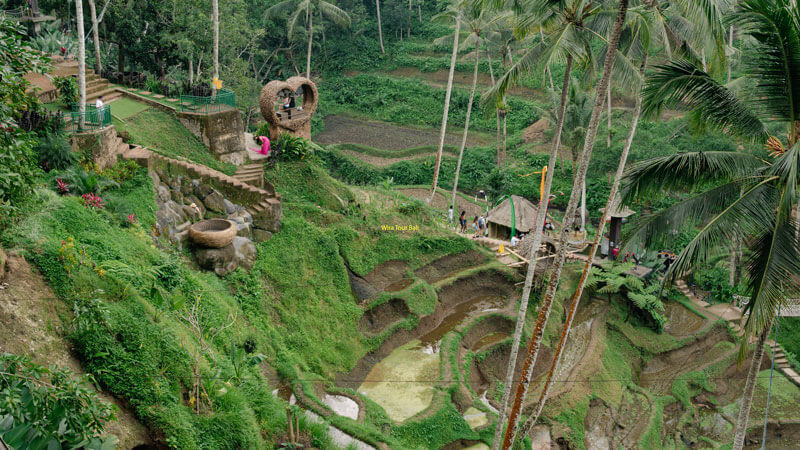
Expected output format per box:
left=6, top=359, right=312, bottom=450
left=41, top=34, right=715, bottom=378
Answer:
left=314, top=115, right=486, bottom=150
left=0, top=252, right=152, bottom=448
left=397, top=188, right=485, bottom=218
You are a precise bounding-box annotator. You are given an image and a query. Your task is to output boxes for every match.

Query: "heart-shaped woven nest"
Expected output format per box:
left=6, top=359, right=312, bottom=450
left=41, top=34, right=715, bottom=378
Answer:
left=259, top=77, right=318, bottom=131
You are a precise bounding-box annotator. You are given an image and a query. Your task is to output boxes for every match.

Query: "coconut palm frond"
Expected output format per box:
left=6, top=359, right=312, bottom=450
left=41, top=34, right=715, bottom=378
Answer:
left=621, top=151, right=764, bottom=201
left=743, top=215, right=800, bottom=336
left=623, top=177, right=771, bottom=251
left=642, top=59, right=767, bottom=141
left=286, top=6, right=307, bottom=40
left=732, top=0, right=800, bottom=124
left=318, top=1, right=350, bottom=27
left=664, top=178, right=780, bottom=287
left=483, top=22, right=582, bottom=104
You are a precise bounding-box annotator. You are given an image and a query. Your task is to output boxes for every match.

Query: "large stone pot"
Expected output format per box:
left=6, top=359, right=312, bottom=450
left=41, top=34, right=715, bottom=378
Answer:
left=189, top=219, right=237, bottom=248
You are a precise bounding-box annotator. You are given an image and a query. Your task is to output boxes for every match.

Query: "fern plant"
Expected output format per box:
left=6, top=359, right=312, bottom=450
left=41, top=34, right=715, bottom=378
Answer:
left=586, top=261, right=666, bottom=332
left=35, top=133, right=75, bottom=171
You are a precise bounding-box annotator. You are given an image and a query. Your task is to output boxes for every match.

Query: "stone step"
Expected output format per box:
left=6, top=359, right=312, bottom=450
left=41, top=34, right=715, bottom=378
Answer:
left=86, top=87, right=119, bottom=103
left=775, top=358, right=789, bottom=365
left=86, top=81, right=110, bottom=96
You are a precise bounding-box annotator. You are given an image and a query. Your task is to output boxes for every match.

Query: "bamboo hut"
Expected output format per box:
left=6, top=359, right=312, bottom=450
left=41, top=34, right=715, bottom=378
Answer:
left=487, top=195, right=539, bottom=240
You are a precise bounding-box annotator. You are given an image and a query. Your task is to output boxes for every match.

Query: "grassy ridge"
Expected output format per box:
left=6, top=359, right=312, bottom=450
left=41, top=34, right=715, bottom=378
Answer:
left=113, top=109, right=237, bottom=175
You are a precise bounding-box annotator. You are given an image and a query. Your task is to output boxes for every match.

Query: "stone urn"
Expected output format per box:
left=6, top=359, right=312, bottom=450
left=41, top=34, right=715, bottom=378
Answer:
left=188, top=219, right=237, bottom=248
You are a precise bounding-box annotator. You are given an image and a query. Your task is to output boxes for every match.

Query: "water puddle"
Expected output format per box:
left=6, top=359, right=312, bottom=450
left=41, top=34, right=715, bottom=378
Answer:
left=384, top=278, right=414, bottom=292
left=478, top=390, right=499, bottom=415
left=471, top=332, right=509, bottom=352
left=358, top=340, right=440, bottom=422
left=305, top=410, right=376, bottom=450
left=418, top=295, right=507, bottom=346
left=463, top=443, right=490, bottom=450
left=463, top=406, right=488, bottom=430
left=272, top=381, right=295, bottom=404
left=322, top=394, right=359, bottom=421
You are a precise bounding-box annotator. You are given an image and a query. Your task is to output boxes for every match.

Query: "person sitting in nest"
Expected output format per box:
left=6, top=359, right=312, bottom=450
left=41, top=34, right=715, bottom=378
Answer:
left=282, top=95, right=292, bottom=119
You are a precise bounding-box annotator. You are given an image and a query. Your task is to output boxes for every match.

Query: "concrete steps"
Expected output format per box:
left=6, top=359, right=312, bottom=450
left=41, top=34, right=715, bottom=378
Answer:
left=233, top=164, right=264, bottom=188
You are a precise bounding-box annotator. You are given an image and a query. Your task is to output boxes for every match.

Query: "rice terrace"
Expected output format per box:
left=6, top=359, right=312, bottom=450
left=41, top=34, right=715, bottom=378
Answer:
left=2, top=0, right=800, bottom=449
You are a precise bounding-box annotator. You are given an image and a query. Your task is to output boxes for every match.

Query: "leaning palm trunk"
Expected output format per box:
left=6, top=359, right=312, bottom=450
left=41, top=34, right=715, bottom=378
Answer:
left=376, top=0, right=385, bottom=54
left=487, top=52, right=502, bottom=160
left=212, top=0, right=219, bottom=95
left=522, top=54, right=647, bottom=435
left=88, top=0, right=101, bottom=74
left=429, top=9, right=461, bottom=204
left=451, top=38, right=480, bottom=210
left=498, top=2, right=629, bottom=448
left=76, top=0, right=86, bottom=128
left=732, top=320, right=773, bottom=450
left=306, top=8, right=313, bottom=78
left=491, top=55, right=574, bottom=450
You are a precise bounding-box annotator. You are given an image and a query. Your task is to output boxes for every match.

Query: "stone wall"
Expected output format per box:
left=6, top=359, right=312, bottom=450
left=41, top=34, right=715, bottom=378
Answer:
left=69, top=125, right=120, bottom=170
left=176, top=109, right=247, bottom=165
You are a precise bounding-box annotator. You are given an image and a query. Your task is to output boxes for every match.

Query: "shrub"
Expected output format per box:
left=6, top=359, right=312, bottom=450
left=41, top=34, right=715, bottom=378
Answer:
left=0, top=353, right=117, bottom=449
left=273, top=133, right=313, bottom=161
left=35, top=133, right=75, bottom=171
left=99, top=159, right=140, bottom=183
left=53, top=76, right=78, bottom=107
left=58, top=167, right=119, bottom=195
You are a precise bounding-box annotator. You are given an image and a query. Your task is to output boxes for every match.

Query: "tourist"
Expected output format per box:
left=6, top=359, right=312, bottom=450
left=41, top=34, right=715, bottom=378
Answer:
left=477, top=215, right=486, bottom=234
left=95, top=96, right=104, bottom=123
left=510, top=234, right=520, bottom=248
left=471, top=216, right=479, bottom=237
left=611, top=246, right=619, bottom=260
left=632, top=252, right=640, bottom=267
left=448, top=205, right=454, bottom=227
left=459, top=211, right=467, bottom=233
left=282, top=96, right=292, bottom=119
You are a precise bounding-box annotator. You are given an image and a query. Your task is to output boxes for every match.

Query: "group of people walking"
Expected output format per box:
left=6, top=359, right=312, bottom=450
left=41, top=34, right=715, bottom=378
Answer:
left=448, top=206, right=488, bottom=238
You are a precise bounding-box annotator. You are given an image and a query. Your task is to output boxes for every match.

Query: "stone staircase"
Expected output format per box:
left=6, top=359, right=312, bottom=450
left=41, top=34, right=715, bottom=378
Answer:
left=234, top=164, right=265, bottom=189
left=54, top=60, right=122, bottom=104
left=674, top=279, right=800, bottom=388
left=121, top=144, right=281, bottom=233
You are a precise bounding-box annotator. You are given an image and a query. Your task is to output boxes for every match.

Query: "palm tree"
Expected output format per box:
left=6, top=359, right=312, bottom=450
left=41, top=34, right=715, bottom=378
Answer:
left=497, top=1, right=631, bottom=448
left=212, top=0, right=219, bottom=95
left=376, top=0, right=386, bottom=54
left=76, top=0, right=86, bottom=127
left=267, top=0, right=351, bottom=79
left=483, top=1, right=603, bottom=447
left=87, top=0, right=101, bottom=74
left=450, top=8, right=500, bottom=211
left=621, top=2, right=800, bottom=448
left=429, top=3, right=462, bottom=204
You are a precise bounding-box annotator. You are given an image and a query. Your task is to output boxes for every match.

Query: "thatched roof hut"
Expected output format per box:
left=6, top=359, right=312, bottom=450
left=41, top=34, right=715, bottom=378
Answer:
left=487, top=195, right=539, bottom=239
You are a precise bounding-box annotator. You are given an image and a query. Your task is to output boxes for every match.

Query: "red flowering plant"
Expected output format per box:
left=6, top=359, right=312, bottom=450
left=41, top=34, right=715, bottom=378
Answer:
left=55, top=178, right=69, bottom=195
left=81, top=192, right=105, bottom=209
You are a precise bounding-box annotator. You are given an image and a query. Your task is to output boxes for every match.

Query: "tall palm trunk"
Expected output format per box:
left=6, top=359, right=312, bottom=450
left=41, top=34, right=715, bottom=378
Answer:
left=429, top=9, right=461, bottom=204
left=408, top=0, right=411, bottom=38
left=451, top=38, right=480, bottom=210
left=487, top=52, right=502, bottom=160
left=76, top=0, right=86, bottom=128
left=189, top=54, right=194, bottom=85
left=733, top=320, right=773, bottom=450
left=607, top=82, right=612, bottom=147
left=376, top=0, right=385, bottom=54
left=522, top=54, right=648, bottom=435
left=306, top=7, right=313, bottom=78
left=418, top=0, right=422, bottom=22
left=540, top=26, right=554, bottom=90
left=498, top=2, right=629, bottom=449
left=87, top=0, right=101, bottom=74
left=491, top=55, right=574, bottom=450
left=580, top=178, right=586, bottom=230
left=212, top=0, right=219, bottom=95
left=727, top=25, right=734, bottom=84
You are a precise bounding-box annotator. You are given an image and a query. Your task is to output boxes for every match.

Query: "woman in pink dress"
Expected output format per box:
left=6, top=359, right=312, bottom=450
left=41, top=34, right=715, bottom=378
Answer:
left=249, top=135, right=270, bottom=156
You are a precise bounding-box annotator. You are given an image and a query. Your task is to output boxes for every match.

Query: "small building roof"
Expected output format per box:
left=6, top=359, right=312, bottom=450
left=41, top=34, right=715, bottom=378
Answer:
left=487, top=195, right=539, bottom=233
left=601, top=193, right=636, bottom=218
